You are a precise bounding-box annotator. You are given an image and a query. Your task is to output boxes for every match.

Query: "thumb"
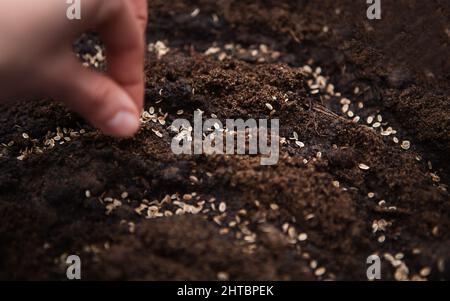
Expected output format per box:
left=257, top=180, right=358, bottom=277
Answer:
left=52, top=58, right=141, bottom=138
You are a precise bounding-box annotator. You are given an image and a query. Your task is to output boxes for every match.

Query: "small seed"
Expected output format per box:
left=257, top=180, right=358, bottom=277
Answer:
left=217, top=272, right=229, bottom=281
left=219, top=202, right=227, bottom=212
left=419, top=267, right=431, bottom=277
left=401, top=140, right=411, bottom=150
left=295, top=141, right=305, bottom=148
left=315, top=267, right=326, bottom=277
left=298, top=233, right=308, bottom=241
left=359, top=163, right=370, bottom=170
left=265, top=103, right=273, bottom=110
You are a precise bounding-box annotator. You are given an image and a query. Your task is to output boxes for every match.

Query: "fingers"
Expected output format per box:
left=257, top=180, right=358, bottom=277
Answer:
left=53, top=57, right=140, bottom=138
left=97, top=0, right=145, bottom=109
left=85, top=0, right=146, bottom=110
left=130, top=0, right=149, bottom=33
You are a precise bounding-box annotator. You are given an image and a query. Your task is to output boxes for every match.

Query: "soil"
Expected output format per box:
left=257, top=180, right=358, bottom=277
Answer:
left=0, top=0, right=449, bottom=280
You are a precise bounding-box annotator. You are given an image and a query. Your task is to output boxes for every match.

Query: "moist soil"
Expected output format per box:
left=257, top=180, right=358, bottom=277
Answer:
left=0, top=0, right=449, bottom=280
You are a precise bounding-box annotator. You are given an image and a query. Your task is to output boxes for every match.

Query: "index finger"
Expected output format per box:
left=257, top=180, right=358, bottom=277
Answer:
left=89, top=0, right=146, bottom=109
left=130, top=0, right=148, bottom=33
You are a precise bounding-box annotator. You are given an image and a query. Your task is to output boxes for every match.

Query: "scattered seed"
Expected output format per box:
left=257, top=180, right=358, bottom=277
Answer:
left=368, top=192, right=375, bottom=198
left=372, top=122, right=381, bottom=128
left=85, top=190, right=91, bottom=198
left=265, top=103, right=273, bottom=110
left=401, top=140, right=411, bottom=150
left=217, top=272, right=229, bottom=281
left=340, top=98, right=351, bottom=105
left=341, top=104, right=349, bottom=113
left=359, top=163, right=370, bottom=170
left=298, top=233, right=308, bottom=241
left=152, top=129, right=163, bottom=138
left=219, top=202, right=227, bottom=213
left=420, top=267, right=431, bottom=277
left=121, top=192, right=128, bottom=199
left=315, top=267, right=326, bottom=277
left=295, top=141, right=305, bottom=148
left=22, top=133, right=29, bottom=139
left=367, top=116, right=374, bottom=124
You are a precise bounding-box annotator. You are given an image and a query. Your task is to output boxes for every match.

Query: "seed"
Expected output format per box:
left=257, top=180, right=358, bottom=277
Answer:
left=22, top=133, right=29, bottom=139
left=340, top=98, right=351, bottom=105
left=310, top=260, right=318, bottom=269
left=121, top=192, right=128, bottom=199
left=376, top=115, right=383, bottom=122
left=401, top=140, right=411, bottom=150
left=265, top=103, right=273, bottom=110
left=347, top=111, right=354, bottom=118
left=315, top=267, right=326, bottom=277
left=341, top=104, right=349, bottom=113
left=219, top=202, right=227, bottom=212
left=85, top=190, right=91, bottom=198
left=372, top=122, right=381, bottom=128
left=298, top=233, right=308, bottom=241
left=302, top=65, right=312, bottom=74
left=378, top=235, right=386, bottom=243
left=270, top=203, right=279, bottom=210
left=217, top=272, right=229, bottom=281
left=295, top=141, right=305, bottom=148
left=419, top=267, right=431, bottom=277
left=332, top=181, right=340, bottom=188
left=393, top=137, right=399, bottom=143
left=176, top=110, right=184, bottom=115
left=359, top=163, right=370, bottom=170
left=367, top=116, right=374, bottom=124
left=152, top=129, right=163, bottom=138
left=368, top=192, right=375, bottom=198
left=183, top=194, right=192, bottom=201
left=352, top=116, right=360, bottom=123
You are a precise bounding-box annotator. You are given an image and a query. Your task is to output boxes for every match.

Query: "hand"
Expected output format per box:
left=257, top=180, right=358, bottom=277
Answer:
left=0, top=0, right=148, bottom=137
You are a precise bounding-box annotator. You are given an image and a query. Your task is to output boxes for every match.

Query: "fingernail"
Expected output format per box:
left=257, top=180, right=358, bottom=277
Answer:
left=106, top=111, right=140, bottom=137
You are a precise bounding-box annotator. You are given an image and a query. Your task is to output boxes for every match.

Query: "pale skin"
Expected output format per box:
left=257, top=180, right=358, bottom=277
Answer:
left=0, top=0, right=148, bottom=137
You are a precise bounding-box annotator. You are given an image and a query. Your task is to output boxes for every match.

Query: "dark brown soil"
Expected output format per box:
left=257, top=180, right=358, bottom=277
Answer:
left=0, top=0, right=448, bottom=280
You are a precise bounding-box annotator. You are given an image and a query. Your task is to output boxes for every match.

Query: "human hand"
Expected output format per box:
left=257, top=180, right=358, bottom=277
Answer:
left=0, top=0, right=148, bottom=137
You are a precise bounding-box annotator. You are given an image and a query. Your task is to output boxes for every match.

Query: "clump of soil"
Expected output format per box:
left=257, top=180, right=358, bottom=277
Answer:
left=0, top=0, right=448, bottom=280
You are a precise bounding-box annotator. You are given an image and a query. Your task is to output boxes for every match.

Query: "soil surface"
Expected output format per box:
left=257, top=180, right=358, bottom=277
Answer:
left=0, top=0, right=449, bottom=280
